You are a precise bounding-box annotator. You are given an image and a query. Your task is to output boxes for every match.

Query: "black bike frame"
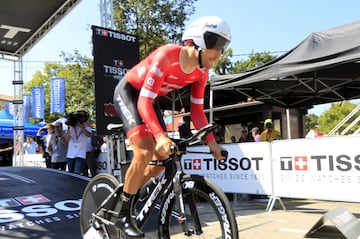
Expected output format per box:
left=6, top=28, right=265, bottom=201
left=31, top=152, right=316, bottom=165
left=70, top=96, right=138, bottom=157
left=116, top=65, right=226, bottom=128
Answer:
left=134, top=155, right=183, bottom=229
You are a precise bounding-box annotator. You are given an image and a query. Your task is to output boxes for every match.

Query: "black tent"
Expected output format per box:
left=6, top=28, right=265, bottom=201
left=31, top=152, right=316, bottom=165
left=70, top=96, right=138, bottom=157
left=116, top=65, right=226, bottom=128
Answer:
left=211, top=20, right=360, bottom=109
left=0, top=0, right=80, bottom=57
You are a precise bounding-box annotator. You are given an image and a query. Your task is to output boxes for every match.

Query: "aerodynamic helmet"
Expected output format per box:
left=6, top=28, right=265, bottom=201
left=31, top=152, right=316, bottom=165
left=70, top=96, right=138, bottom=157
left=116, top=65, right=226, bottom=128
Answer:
left=182, top=16, right=231, bottom=51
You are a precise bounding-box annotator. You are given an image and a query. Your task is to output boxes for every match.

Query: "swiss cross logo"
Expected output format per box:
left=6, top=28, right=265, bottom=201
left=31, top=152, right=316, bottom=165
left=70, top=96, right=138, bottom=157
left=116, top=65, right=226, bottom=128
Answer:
left=113, top=59, right=124, bottom=67
left=294, top=156, right=308, bottom=171
left=16, top=194, right=50, bottom=205
left=193, top=159, right=202, bottom=170
left=100, top=29, right=109, bottom=36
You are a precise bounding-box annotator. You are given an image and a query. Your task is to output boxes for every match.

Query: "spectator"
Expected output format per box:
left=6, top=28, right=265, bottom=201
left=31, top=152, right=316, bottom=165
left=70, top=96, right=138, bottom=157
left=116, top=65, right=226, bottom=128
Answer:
left=260, top=119, right=281, bottom=142
left=238, top=126, right=254, bottom=143
left=23, top=135, right=38, bottom=154
left=0, top=141, right=13, bottom=166
left=251, top=127, right=261, bottom=142
left=36, top=123, right=54, bottom=168
left=48, top=122, right=68, bottom=170
left=230, top=135, right=237, bottom=143
left=65, top=110, right=92, bottom=174
left=83, top=121, right=99, bottom=177
left=100, top=136, right=108, bottom=153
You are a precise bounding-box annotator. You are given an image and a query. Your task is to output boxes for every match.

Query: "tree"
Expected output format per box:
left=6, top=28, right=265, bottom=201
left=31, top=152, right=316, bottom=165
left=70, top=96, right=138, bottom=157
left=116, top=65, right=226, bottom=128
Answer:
left=113, top=0, right=197, bottom=58
left=213, top=51, right=277, bottom=75
left=305, top=113, right=319, bottom=134
left=318, top=101, right=359, bottom=135
left=24, top=51, right=94, bottom=123
left=213, top=48, right=233, bottom=75
left=232, top=52, right=276, bottom=73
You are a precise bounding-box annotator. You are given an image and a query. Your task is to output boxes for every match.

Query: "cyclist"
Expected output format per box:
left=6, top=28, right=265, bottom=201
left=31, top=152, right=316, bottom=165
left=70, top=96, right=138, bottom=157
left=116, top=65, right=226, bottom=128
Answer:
left=113, top=16, right=232, bottom=238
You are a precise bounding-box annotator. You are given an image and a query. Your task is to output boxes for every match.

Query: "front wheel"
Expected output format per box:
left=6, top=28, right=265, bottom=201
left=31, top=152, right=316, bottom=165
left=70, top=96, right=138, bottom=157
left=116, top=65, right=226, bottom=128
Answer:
left=159, top=174, right=239, bottom=239
left=80, top=173, right=122, bottom=239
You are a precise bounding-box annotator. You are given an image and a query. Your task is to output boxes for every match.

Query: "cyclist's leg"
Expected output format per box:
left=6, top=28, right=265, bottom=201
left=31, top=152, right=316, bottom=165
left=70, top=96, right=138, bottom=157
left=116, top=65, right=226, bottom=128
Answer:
left=141, top=152, right=167, bottom=185
left=113, top=79, right=154, bottom=237
left=140, top=98, right=168, bottom=185
left=123, top=135, right=155, bottom=194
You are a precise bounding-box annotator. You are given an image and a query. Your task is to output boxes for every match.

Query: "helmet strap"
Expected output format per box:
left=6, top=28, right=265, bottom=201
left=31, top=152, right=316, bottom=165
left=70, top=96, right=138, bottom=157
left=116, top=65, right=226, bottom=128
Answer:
left=198, top=49, right=203, bottom=68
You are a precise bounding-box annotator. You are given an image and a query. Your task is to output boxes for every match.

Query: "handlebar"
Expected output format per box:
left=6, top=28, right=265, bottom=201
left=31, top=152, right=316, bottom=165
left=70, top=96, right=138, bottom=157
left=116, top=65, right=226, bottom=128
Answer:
left=178, top=123, right=218, bottom=146
left=175, top=123, right=228, bottom=160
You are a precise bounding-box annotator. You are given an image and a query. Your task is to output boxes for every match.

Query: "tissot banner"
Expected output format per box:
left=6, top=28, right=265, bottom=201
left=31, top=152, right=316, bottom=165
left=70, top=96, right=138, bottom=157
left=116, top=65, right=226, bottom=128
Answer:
left=92, top=25, right=139, bottom=135
left=50, top=77, right=66, bottom=114
left=31, top=87, right=45, bottom=119
left=5, top=97, right=30, bottom=121
left=23, top=95, right=30, bottom=121
left=6, top=102, right=12, bottom=114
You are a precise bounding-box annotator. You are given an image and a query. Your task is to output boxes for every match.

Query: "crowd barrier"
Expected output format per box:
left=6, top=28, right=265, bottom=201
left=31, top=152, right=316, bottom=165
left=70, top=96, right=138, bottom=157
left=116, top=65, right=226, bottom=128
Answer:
left=23, top=154, right=45, bottom=167
left=37, top=135, right=359, bottom=203
left=183, top=135, right=360, bottom=203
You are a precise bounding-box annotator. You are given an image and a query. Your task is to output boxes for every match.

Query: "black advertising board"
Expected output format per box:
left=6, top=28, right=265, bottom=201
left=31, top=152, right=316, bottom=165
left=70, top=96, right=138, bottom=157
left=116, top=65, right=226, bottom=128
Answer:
left=92, top=25, right=139, bottom=135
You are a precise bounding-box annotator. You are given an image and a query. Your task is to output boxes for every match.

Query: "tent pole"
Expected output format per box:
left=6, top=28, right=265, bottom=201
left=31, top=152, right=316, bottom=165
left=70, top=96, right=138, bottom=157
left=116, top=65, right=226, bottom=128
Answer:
left=286, top=108, right=291, bottom=139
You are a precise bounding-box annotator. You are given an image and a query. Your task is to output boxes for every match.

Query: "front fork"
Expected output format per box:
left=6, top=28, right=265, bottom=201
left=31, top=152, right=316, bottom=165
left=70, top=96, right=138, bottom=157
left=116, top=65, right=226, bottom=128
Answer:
left=173, top=170, right=187, bottom=223
left=171, top=172, right=203, bottom=236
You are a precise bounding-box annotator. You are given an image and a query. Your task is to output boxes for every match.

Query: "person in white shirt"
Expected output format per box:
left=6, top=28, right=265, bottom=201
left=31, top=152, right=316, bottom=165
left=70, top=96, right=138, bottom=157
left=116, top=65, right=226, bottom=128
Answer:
left=48, top=122, right=68, bottom=170
left=65, top=111, right=92, bottom=174
left=23, top=135, right=38, bottom=154
left=36, top=123, right=54, bottom=168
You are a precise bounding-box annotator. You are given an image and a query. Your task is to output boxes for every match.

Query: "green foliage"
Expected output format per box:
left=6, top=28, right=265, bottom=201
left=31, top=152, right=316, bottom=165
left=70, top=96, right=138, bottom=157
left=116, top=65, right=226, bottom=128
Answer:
left=318, top=101, right=359, bottom=135
left=213, top=51, right=277, bottom=75
left=305, top=113, right=319, bottom=133
left=232, top=52, right=276, bottom=73
left=24, top=51, right=94, bottom=123
left=213, top=48, right=233, bottom=75
left=113, top=0, right=197, bottom=58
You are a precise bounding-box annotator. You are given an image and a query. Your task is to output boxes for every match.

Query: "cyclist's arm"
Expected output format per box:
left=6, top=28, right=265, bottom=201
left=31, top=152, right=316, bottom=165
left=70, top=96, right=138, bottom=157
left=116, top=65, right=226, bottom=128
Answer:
left=190, top=74, right=215, bottom=143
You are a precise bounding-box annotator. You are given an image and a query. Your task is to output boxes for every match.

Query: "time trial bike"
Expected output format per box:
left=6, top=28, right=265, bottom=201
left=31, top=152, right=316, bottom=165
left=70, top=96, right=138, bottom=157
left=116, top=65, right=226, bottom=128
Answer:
left=80, top=123, right=239, bottom=238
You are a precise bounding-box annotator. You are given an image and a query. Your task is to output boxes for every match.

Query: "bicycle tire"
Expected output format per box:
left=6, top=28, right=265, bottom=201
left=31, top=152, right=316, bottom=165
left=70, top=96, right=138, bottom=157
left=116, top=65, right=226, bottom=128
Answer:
left=80, top=173, right=122, bottom=239
left=159, top=174, right=239, bottom=239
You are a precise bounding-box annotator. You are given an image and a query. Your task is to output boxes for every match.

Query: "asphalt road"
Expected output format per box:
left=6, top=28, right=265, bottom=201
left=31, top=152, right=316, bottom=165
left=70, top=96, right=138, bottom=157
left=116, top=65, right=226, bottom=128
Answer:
left=232, top=197, right=360, bottom=239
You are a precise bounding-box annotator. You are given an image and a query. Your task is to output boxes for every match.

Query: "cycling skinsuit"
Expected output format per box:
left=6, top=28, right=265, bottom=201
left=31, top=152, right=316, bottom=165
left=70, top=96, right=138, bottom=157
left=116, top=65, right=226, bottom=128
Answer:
left=113, top=44, right=214, bottom=143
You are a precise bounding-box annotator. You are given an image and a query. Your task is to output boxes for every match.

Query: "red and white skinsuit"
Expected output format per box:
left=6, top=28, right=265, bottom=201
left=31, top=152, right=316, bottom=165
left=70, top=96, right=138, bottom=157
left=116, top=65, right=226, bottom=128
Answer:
left=123, top=44, right=214, bottom=142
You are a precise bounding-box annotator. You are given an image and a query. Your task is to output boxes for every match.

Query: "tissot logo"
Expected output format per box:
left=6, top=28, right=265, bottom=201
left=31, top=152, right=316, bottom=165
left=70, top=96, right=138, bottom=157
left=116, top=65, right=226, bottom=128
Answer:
left=0, top=194, right=50, bottom=208
left=0, top=194, right=81, bottom=227
left=280, top=156, right=308, bottom=171
left=95, top=27, right=136, bottom=42
left=184, top=159, right=202, bottom=170
left=184, top=157, right=264, bottom=171
left=0, top=24, right=31, bottom=47
left=16, top=195, right=50, bottom=205
left=280, top=154, right=360, bottom=172
left=0, top=24, right=31, bottom=39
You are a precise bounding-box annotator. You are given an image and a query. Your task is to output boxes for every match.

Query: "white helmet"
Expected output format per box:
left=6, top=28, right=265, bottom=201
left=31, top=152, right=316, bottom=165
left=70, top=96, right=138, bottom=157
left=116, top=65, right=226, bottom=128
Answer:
left=182, top=16, right=231, bottom=50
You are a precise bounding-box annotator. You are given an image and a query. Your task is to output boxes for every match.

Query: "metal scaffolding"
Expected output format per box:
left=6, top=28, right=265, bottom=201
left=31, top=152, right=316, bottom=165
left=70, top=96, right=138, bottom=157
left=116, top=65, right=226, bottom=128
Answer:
left=12, top=58, right=25, bottom=166
left=100, top=0, right=115, bottom=30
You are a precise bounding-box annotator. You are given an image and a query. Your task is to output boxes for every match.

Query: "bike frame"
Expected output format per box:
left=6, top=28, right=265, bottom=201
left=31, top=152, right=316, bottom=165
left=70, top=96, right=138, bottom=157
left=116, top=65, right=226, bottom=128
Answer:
left=91, top=146, right=203, bottom=236
left=135, top=151, right=192, bottom=231
left=93, top=123, right=221, bottom=236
